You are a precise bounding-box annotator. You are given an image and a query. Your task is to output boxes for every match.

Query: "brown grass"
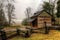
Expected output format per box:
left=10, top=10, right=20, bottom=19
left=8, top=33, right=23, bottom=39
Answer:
left=10, top=30, right=60, bottom=40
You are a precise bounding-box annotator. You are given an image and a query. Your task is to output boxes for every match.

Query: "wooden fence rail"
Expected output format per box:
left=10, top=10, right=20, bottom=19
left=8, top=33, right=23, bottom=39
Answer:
left=0, top=27, right=50, bottom=40
left=0, top=28, right=32, bottom=40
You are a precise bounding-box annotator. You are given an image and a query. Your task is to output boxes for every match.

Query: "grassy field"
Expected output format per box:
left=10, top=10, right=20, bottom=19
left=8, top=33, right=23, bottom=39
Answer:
left=9, top=30, right=60, bottom=40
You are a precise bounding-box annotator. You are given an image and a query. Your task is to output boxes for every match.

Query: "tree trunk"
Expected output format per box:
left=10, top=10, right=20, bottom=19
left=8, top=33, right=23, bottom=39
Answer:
left=58, top=18, right=60, bottom=25
left=58, top=18, right=59, bottom=25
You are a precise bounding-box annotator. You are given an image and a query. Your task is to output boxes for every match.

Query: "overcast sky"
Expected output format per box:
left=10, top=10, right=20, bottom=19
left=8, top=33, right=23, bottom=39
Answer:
left=14, top=0, right=49, bottom=22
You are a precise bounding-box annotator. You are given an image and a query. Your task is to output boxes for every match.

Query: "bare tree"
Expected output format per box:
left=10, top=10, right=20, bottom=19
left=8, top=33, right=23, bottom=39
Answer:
left=49, top=0, right=57, bottom=25
left=0, top=0, right=8, bottom=28
left=6, top=0, right=15, bottom=26
left=25, top=7, right=32, bottom=26
left=49, top=0, right=56, bottom=16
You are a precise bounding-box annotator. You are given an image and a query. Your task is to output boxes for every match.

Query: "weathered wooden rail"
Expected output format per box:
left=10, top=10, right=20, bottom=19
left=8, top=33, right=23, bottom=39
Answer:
left=0, top=26, right=50, bottom=40
left=0, top=28, right=32, bottom=40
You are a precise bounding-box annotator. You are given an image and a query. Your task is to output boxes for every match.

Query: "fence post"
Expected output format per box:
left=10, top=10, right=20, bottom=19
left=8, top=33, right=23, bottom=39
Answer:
left=16, top=28, right=20, bottom=36
left=30, top=28, right=33, bottom=34
left=44, top=22, right=49, bottom=34
left=24, top=30, right=30, bottom=38
left=0, top=30, right=7, bottom=40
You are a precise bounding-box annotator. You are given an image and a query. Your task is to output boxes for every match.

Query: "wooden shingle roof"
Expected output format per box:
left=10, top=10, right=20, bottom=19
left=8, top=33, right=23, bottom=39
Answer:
left=33, top=10, right=53, bottom=17
left=29, top=10, right=55, bottom=22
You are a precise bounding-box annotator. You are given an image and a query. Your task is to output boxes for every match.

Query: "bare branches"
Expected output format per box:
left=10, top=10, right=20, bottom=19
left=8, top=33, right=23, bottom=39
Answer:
left=6, top=0, right=15, bottom=26
left=25, top=7, right=32, bottom=26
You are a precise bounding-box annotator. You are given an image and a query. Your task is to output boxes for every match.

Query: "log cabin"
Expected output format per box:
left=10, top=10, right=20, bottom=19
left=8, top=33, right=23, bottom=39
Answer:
left=29, top=10, right=55, bottom=28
